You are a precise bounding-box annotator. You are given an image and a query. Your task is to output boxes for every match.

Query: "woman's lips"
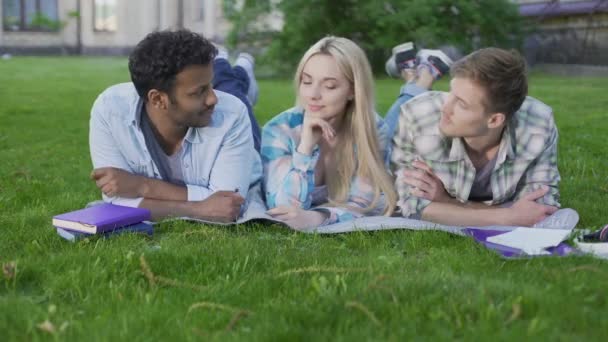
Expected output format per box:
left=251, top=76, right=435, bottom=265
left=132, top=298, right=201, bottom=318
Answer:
left=307, top=104, right=324, bottom=112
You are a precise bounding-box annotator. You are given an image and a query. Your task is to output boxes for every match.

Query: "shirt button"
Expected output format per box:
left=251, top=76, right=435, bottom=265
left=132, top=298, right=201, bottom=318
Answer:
left=184, top=164, right=189, bottom=168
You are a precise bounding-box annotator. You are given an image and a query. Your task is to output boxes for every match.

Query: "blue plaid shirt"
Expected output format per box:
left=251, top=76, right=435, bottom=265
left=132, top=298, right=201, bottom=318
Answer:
left=261, top=107, right=390, bottom=225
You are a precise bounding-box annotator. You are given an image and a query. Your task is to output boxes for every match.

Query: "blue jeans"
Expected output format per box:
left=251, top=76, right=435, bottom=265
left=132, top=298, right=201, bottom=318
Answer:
left=384, top=82, right=428, bottom=139
left=213, top=58, right=262, bottom=151
left=384, top=82, right=428, bottom=164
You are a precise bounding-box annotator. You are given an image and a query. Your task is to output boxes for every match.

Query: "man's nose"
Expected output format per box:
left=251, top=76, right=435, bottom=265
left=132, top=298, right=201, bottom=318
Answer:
left=206, top=89, right=218, bottom=107
left=442, top=94, right=455, bottom=115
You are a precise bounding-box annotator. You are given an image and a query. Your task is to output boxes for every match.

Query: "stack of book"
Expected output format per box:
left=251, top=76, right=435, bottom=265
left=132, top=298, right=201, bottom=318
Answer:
left=52, top=203, right=153, bottom=242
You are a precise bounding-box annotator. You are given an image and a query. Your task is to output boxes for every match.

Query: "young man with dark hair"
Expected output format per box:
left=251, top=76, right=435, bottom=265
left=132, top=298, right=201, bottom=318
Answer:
left=391, top=47, right=561, bottom=227
left=89, top=29, right=261, bottom=221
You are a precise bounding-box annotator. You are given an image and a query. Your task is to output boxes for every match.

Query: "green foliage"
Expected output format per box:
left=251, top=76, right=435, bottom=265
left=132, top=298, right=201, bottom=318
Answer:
left=2, top=12, right=67, bottom=32
left=2, top=15, right=20, bottom=30
left=29, top=13, right=64, bottom=31
left=222, top=0, right=275, bottom=47
left=67, top=10, right=80, bottom=19
left=224, top=0, right=526, bottom=73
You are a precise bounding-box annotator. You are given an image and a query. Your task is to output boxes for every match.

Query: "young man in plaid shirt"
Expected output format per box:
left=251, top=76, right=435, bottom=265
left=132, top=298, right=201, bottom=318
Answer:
left=391, top=47, right=561, bottom=227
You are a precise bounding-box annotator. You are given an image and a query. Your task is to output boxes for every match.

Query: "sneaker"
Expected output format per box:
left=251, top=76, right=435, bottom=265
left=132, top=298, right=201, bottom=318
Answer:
left=582, top=224, right=608, bottom=242
left=416, top=49, right=453, bottom=80
left=235, top=52, right=258, bottom=106
left=385, top=55, right=399, bottom=78
left=385, top=42, right=416, bottom=78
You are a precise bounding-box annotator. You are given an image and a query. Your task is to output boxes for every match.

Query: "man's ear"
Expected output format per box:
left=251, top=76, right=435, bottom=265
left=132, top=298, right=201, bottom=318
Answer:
left=487, top=112, right=506, bottom=129
left=147, top=89, right=169, bottom=110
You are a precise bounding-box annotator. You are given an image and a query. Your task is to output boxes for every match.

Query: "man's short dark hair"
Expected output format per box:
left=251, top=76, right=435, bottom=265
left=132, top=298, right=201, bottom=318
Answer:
left=450, top=48, right=528, bottom=118
left=128, top=29, right=217, bottom=102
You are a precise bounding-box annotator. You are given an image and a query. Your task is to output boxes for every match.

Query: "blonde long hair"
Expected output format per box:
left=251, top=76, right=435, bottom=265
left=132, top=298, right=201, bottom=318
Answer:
left=293, top=36, right=397, bottom=215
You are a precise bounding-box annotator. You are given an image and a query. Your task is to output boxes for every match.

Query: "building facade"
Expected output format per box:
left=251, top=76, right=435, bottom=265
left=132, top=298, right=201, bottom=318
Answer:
left=2, top=0, right=607, bottom=68
left=515, top=0, right=608, bottom=66
left=0, top=0, right=232, bottom=55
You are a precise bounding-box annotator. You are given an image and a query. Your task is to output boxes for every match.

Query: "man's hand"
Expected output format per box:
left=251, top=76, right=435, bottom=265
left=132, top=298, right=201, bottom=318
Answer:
left=91, top=167, right=145, bottom=198
left=190, top=191, right=245, bottom=223
left=266, top=206, right=328, bottom=230
left=504, top=187, right=558, bottom=226
left=402, top=160, right=451, bottom=203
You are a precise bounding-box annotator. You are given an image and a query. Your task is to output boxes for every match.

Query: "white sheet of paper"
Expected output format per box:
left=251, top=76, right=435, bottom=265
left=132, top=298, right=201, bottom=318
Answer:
left=487, top=228, right=572, bottom=255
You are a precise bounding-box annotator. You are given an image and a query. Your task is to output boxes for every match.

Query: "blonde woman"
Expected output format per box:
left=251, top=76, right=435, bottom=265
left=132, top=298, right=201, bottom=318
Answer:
left=261, top=36, right=397, bottom=229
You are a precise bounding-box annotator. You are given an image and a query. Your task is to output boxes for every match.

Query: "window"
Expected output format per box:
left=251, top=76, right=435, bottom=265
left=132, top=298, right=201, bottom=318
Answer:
left=2, top=0, right=59, bottom=31
left=94, top=0, right=117, bottom=32
left=199, top=0, right=206, bottom=21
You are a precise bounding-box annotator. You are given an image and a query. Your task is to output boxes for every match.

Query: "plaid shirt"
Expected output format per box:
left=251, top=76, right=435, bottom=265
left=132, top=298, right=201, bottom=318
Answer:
left=261, top=107, right=389, bottom=225
left=391, top=91, right=561, bottom=218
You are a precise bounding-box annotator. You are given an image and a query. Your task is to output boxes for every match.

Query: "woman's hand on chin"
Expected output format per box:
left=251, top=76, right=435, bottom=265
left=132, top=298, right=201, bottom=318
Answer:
left=298, top=116, right=336, bottom=155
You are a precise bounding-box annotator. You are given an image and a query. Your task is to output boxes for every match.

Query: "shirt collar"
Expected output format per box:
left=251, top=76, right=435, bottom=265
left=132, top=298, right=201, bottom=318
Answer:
left=184, top=127, right=202, bottom=143
left=446, top=125, right=515, bottom=163
left=447, top=137, right=467, bottom=161
left=126, top=96, right=145, bottom=129
left=495, top=123, right=516, bottom=165
left=127, top=97, right=203, bottom=144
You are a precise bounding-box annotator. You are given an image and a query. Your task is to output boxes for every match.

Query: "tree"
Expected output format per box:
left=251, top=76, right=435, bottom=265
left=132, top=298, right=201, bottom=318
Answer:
left=224, top=0, right=526, bottom=74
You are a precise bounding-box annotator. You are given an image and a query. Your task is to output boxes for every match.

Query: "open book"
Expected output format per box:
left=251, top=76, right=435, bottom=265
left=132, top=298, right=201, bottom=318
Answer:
left=184, top=185, right=579, bottom=237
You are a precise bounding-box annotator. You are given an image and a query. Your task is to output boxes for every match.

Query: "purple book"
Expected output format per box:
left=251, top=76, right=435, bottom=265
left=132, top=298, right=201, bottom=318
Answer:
left=52, top=203, right=151, bottom=234
left=463, top=228, right=579, bottom=259
left=56, top=222, right=154, bottom=242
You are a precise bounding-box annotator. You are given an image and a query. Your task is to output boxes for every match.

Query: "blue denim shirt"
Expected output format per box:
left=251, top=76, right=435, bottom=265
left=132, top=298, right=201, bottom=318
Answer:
left=89, top=82, right=262, bottom=207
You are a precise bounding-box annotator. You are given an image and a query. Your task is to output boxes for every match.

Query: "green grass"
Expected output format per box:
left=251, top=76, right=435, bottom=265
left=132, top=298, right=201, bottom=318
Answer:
left=1, top=57, right=608, bottom=341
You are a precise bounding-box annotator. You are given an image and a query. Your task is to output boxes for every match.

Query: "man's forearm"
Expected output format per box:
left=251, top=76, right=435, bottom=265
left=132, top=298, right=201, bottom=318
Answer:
left=421, top=201, right=509, bottom=227
left=139, top=198, right=195, bottom=221
left=139, top=177, right=188, bottom=201
left=444, top=196, right=494, bottom=209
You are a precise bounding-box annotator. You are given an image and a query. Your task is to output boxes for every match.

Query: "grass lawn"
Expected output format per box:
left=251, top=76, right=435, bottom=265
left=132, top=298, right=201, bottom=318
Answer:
left=1, top=57, right=607, bottom=341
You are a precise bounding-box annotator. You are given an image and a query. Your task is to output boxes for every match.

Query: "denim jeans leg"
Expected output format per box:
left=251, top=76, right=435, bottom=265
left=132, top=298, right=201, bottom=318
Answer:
left=212, top=58, right=262, bottom=151
left=384, top=83, right=428, bottom=165
left=384, top=83, right=429, bottom=139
